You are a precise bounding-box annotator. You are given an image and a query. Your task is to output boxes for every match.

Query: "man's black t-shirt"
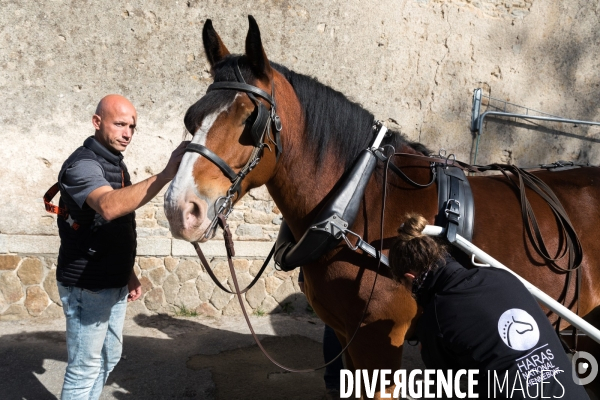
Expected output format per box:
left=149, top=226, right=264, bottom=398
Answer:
left=415, top=256, right=589, bottom=399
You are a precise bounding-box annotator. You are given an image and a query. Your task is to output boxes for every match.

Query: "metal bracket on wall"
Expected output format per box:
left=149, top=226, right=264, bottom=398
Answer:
left=470, top=88, right=600, bottom=165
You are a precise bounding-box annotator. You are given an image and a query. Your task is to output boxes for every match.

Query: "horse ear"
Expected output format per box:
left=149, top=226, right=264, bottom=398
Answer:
left=245, top=15, right=272, bottom=79
left=202, top=19, right=230, bottom=69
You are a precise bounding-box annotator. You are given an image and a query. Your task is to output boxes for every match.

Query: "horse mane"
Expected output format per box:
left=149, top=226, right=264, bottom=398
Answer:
left=271, top=62, right=431, bottom=169
left=185, top=55, right=431, bottom=170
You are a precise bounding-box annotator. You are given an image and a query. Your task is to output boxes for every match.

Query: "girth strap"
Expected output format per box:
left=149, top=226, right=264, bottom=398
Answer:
left=445, top=175, right=461, bottom=243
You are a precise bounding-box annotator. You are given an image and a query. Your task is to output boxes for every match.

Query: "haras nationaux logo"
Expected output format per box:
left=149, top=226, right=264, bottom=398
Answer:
left=498, top=308, right=540, bottom=351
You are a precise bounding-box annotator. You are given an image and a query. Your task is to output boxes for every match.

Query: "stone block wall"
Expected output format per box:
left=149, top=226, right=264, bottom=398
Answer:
left=0, top=187, right=307, bottom=321
left=130, top=256, right=304, bottom=318
left=0, top=253, right=305, bottom=321
left=0, top=255, right=63, bottom=320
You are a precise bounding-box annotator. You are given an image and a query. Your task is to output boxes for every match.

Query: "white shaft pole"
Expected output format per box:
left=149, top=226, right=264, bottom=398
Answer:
left=422, top=225, right=600, bottom=345
left=371, top=125, right=388, bottom=149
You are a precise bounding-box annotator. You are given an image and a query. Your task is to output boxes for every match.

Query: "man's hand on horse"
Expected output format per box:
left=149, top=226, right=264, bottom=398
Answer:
left=159, top=140, right=190, bottom=181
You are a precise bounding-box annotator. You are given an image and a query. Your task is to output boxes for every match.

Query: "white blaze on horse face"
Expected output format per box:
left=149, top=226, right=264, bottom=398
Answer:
left=164, top=102, right=233, bottom=241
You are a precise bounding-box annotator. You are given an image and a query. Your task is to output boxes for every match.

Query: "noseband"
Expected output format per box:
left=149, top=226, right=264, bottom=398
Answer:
left=185, top=58, right=283, bottom=239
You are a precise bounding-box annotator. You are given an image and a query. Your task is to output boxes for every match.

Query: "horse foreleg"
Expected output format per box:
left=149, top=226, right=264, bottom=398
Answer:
left=334, top=329, right=354, bottom=371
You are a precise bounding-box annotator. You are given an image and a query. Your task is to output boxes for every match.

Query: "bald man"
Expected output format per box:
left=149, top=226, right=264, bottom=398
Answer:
left=55, top=95, right=188, bottom=400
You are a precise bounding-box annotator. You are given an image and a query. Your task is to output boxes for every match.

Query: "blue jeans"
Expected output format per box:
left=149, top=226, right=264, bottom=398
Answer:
left=58, top=282, right=128, bottom=400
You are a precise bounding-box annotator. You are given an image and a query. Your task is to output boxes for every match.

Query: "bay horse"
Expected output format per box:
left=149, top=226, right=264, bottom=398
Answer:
left=164, top=16, right=600, bottom=398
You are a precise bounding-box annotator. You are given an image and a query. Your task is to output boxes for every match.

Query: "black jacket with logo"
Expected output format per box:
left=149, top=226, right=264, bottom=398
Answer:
left=56, top=137, right=136, bottom=289
left=415, top=255, right=589, bottom=399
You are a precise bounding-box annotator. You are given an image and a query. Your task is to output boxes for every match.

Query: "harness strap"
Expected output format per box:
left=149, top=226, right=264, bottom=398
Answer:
left=192, top=240, right=273, bottom=295
left=445, top=175, right=461, bottom=243
left=43, top=182, right=80, bottom=230
left=272, top=114, right=283, bottom=161
left=208, top=82, right=275, bottom=107
left=354, top=237, right=389, bottom=266
left=393, top=152, right=482, bottom=173
left=557, top=268, right=582, bottom=351
left=186, top=143, right=238, bottom=182
left=373, top=150, right=437, bottom=188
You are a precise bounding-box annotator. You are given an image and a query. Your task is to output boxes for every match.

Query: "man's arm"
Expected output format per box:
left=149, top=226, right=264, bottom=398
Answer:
left=86, top=141, right=189, bottom=221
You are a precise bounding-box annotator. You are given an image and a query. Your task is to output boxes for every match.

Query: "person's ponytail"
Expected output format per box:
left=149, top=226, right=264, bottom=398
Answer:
left=389, top=213, right=447, bottom=282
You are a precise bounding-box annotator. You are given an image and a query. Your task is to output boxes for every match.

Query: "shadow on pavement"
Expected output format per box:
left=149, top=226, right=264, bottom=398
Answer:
left=0, top=330, right=66, bottom=400
left=0, top=295, right=329, bottom=400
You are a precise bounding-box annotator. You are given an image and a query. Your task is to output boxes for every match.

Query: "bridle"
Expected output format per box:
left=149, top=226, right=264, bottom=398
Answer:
left=185, top=57, right=282, bottom=240
left=183, top=62, right=392, bottom=373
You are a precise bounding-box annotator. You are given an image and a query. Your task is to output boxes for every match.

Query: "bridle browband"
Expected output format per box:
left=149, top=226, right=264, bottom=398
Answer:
left=185, top=58, right=282, bottom=240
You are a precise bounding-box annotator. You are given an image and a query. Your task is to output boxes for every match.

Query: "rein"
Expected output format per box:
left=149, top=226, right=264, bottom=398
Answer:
left=184, top=55, right=393, bottom=371
left=191, top=138, right=393, bottom=373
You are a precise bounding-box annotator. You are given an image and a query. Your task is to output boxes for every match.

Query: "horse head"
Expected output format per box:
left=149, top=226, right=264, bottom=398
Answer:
left=165, top=16, right=291, bottom=242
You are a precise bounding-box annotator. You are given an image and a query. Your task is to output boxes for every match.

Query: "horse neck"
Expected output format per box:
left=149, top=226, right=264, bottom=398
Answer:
left=266, top=137, right=346, bottom=238
left=263, top=69, right=429, bottom=238
left=265, top=126, right=434, bottom=239
left=261, top=72, right=349, bottom=237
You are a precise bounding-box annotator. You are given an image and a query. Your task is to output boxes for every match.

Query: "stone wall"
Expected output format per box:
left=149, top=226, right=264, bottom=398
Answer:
left=2, top=0, right=600, bottom=319
left=0, top=252, right=305, bottom=321
left=0, top=188, right=305, bottom=321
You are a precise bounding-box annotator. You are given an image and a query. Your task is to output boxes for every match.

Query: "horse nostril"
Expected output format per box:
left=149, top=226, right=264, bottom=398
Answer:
left=190, top=200, right=200, bottom=217
left=185, top=197, right=205, bottom=223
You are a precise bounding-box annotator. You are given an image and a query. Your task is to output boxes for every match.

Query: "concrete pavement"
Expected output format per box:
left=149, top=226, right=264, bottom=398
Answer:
left=0, top=313, right=425, bottom=400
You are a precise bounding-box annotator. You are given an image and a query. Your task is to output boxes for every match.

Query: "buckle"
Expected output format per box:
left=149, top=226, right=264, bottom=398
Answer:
left=445, top=199, right=461, bottom=219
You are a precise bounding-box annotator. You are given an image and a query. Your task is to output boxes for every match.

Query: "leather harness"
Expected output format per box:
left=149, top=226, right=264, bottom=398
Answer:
left=435, top=163, right=475, bottom=243
left=182, top=60, right=586, bottom=368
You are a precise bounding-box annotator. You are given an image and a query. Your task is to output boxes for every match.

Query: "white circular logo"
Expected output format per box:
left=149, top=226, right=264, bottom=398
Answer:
left=498, top=308, right=540, bottom=351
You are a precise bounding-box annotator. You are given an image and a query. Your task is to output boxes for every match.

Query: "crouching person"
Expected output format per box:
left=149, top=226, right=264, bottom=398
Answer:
left=389, top=213, right=590, bottom=399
